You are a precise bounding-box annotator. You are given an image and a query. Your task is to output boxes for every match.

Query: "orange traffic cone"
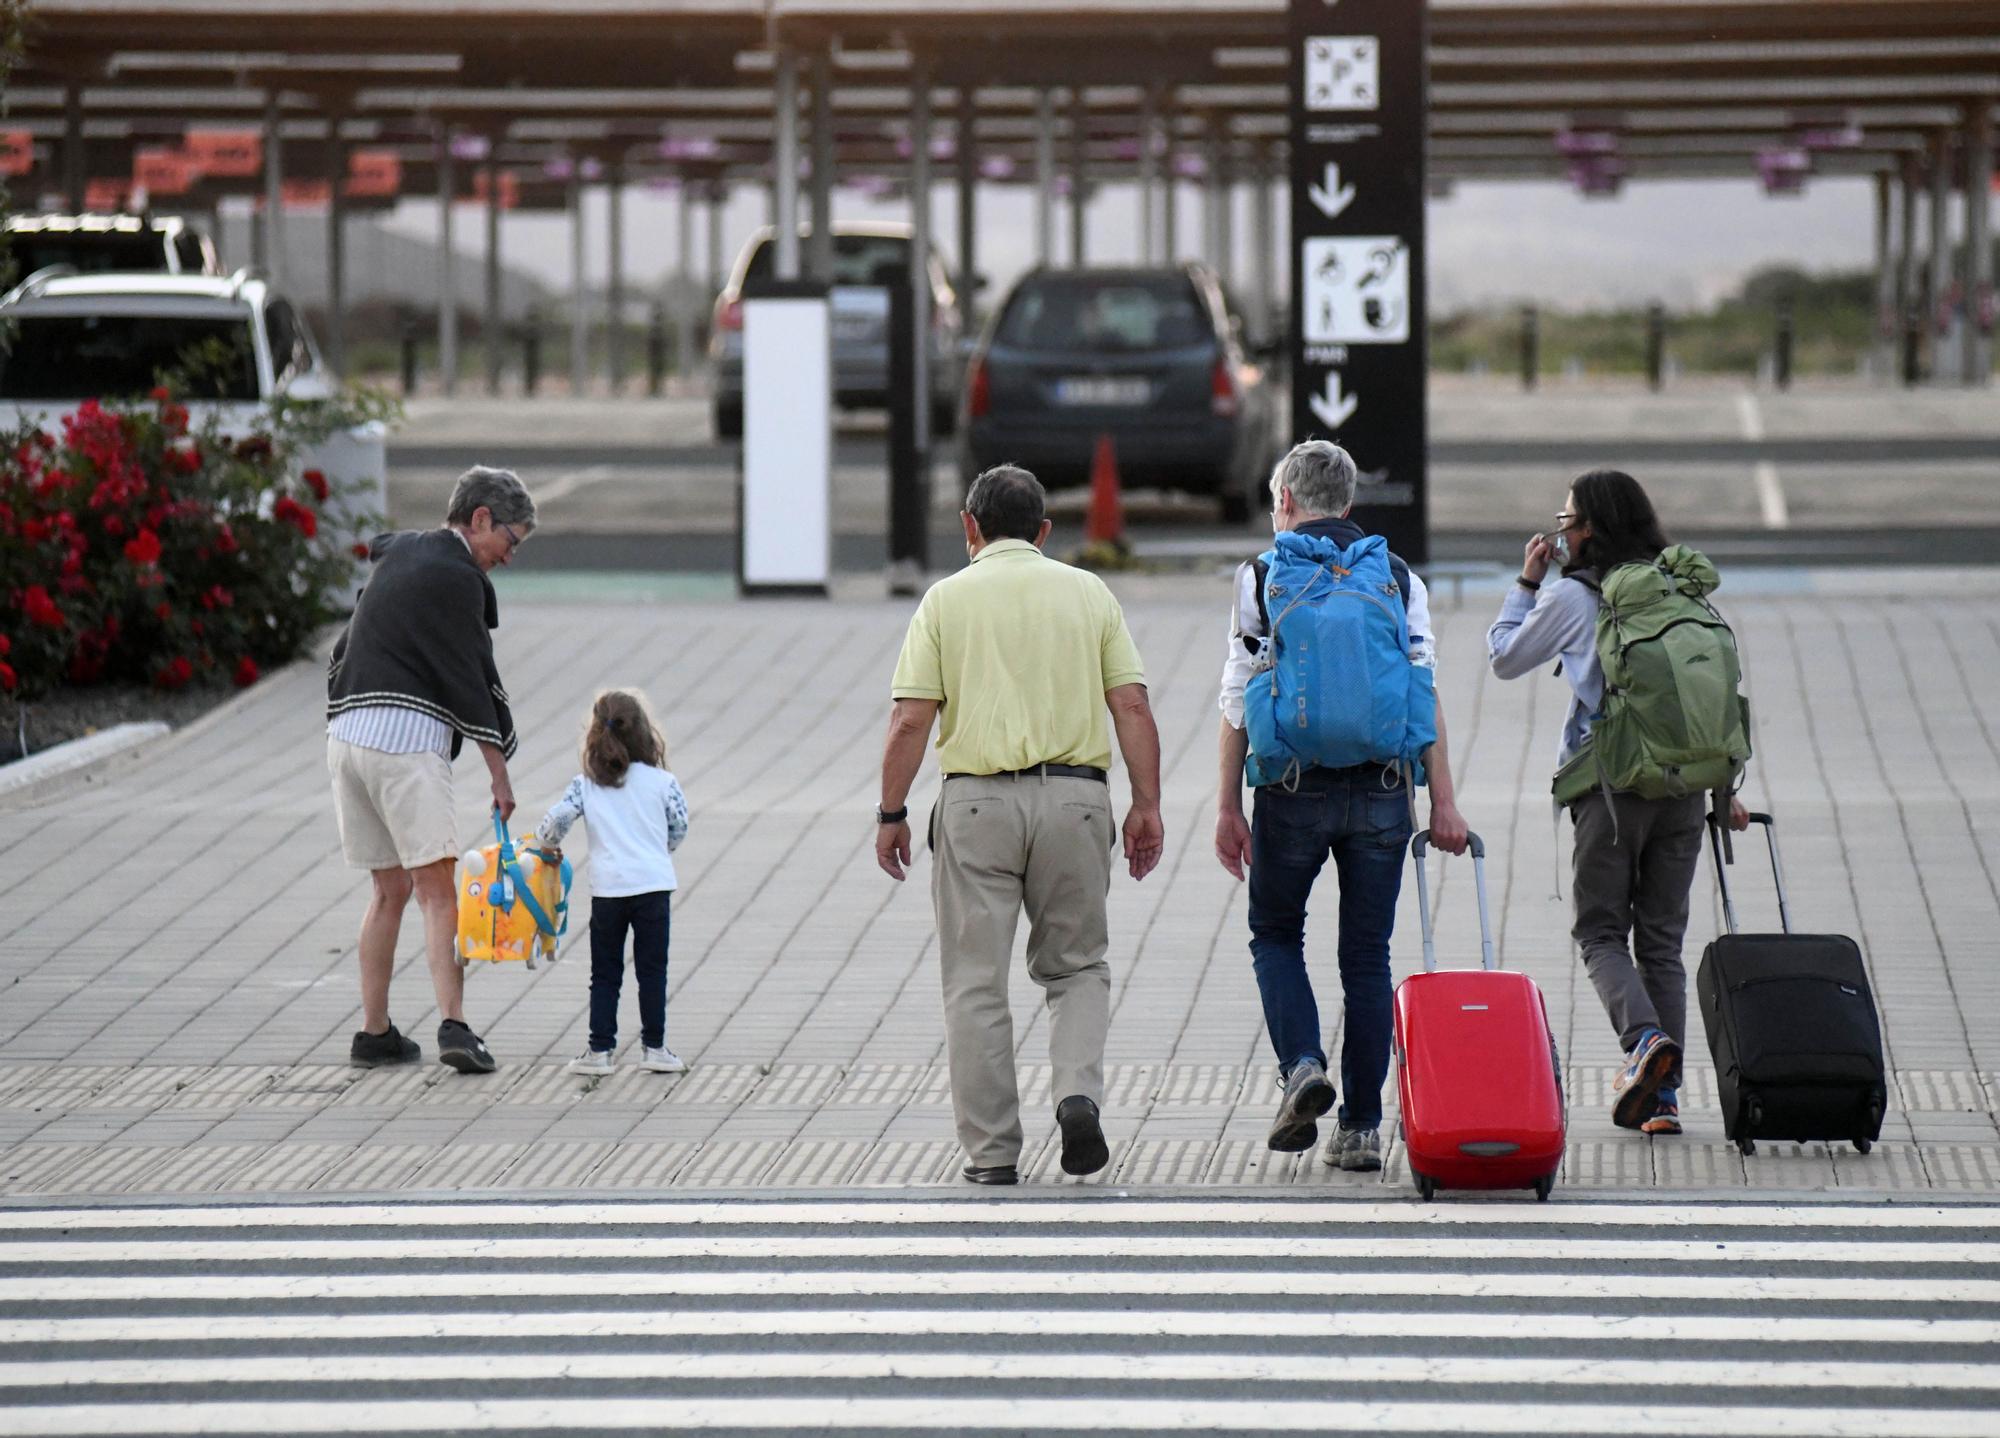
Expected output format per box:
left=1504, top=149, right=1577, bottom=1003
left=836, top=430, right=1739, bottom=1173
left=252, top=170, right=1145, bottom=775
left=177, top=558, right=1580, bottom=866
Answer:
left=1084, top=433, right=1126, bottom=547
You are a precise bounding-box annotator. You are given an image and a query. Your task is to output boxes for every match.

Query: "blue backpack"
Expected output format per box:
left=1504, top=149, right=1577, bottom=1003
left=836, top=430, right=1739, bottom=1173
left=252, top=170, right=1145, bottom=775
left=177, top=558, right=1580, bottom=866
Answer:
left=1242, top=530, right=1437, bottom=787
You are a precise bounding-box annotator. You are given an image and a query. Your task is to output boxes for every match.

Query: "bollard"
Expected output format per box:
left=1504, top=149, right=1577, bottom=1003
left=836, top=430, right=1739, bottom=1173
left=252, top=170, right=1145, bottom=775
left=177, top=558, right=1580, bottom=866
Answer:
left=522, top=315, right=542, bottom=397
left=1773, top=302, right=1794, bottom=391
left=1519, top=305, right=1539, bottom=392
left=399, top=321, right=420, bottom=398
left=1644, top=303, right=1666, bottom=391
left=647, top=303, right=668, bottom=398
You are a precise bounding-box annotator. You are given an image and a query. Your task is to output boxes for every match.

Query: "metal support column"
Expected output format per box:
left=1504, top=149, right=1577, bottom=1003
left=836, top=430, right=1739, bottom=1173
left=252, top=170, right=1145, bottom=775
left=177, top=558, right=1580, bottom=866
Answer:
left=63, top=85, right=85, bottom=213
left=1930, top=128, right=1954, bottom=381
left=324, top=110, right=347, bottom=376
left=437, top=126, right=457, bottom=395
left=1068, top=89, right=1088, bottom=267
left=1034, top=90, right=1055, bottom=265
left=1898, top=154, right=1923, bottom=329
left=1137, top=85, right=1159, bottom=264
left=1872, top=172, right=1895, bottom=382
left=484, top=151, right=503, bottom=395
left=808, top=51, right=835, bottom=283
left=1214, top=129, right=1234, bottom=290
left=910, top=58, right=933, bottom=450
left=607, top=158, right=625, bottom=390
left=706, top=181, right=725, bottom=293
left=773, top=48, right=801, bottom=280
left=956, top=87, right=978, bottom=338
left=261, top=94, right=284, bottom=284
left=1161, top=100, right=1178, bottom=262
left=1204, top=115, right=1224, bottom=271
left=674, top=175, right=695, bottom=378
left=1966, top=102, right=1995, bottom=386
left=1252, top=143, right=1275, bottom=343
left=569, top=159, right=588, bottom=396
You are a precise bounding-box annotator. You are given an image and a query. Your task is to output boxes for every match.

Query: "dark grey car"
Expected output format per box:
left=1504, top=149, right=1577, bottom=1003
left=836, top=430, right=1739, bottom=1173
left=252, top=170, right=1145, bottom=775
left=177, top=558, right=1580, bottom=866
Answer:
left=960, top=264, right=1278, bottom=521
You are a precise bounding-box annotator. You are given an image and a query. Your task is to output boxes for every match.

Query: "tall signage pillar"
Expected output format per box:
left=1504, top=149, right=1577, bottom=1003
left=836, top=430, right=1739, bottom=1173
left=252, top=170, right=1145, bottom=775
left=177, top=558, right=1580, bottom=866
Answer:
left=1288, top=0, right=1428, bottom=563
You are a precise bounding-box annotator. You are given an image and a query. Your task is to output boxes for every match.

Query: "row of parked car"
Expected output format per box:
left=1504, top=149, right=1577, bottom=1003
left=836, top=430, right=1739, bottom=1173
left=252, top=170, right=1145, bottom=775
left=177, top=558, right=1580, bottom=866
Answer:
left=711, top=224, right=1284, bottom=520
left=2, top=213, right=1283, bottom=522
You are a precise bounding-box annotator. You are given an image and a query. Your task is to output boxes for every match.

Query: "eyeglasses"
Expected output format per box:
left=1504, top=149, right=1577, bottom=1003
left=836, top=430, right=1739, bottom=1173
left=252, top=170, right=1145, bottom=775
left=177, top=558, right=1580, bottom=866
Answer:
left=1553, top=511, right=1583, bottom=531
left=498, top=522, right=523, bottom=553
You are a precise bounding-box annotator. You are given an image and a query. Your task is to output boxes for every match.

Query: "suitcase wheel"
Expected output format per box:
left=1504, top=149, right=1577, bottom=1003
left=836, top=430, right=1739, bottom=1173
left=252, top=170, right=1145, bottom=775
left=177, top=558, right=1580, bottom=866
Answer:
left=1853, top=1137, right=1872, bottom=1155
left=1414, top=1173, right=1437, bottom=1203
left=1738, top=1138, right=1756, bottom=1157
left=1533, top=1174, right=1554, bottom=1203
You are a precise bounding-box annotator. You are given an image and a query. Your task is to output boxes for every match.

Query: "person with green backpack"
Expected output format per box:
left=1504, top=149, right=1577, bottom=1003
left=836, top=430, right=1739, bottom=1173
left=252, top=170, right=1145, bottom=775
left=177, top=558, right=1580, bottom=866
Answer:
left=1487, top=470, right=1751, bottom=1137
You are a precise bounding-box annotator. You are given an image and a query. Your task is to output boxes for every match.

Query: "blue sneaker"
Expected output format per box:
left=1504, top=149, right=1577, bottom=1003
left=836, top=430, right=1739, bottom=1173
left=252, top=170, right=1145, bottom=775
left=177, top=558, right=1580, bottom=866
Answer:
left=1611, top=1029, right=1681, bottom=1130
left=1642, top=1087, right=1682, bottom=1136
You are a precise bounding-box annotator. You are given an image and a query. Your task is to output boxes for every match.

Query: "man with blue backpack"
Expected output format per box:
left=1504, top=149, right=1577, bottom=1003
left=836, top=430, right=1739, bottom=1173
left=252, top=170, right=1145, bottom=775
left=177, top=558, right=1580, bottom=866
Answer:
left=1215, top=440, right=1469, bottom=1169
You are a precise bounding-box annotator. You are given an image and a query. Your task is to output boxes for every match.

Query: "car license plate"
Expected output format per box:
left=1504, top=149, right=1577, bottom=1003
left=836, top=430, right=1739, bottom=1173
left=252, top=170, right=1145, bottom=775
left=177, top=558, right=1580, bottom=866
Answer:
left=1055, top=376, right=1150, bottom=407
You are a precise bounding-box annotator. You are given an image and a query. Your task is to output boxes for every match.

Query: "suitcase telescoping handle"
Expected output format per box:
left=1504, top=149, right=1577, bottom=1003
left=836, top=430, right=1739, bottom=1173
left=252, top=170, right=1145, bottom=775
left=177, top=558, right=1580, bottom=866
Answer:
left=1706, top=810, right=1791, bottom=937
left=1410, top=830, right=1495, bottom=974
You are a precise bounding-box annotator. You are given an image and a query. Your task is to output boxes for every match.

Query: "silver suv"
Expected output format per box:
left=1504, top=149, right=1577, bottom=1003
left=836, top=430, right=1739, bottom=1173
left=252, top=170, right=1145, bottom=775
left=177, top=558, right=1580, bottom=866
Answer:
left=708, top=222, right=960, bottom=440
left=3, top=213, right=220, bottom=277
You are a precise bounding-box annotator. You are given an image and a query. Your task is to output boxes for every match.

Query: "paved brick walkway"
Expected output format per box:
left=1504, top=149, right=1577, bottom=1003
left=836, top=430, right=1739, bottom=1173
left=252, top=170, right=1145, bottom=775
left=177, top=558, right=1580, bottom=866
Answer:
left=3, top=568, right=1998, bottom=1198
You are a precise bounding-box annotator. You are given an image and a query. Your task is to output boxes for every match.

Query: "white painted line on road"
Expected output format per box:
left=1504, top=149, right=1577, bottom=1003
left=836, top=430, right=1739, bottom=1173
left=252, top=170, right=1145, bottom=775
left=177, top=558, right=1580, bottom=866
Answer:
left=5, top=1236, right=1992, bottom=1266
left=10, top=1201, right=1996, bottom=1232
left=1736, top=391, right=1790, bottom=529
left=526, top=464, right=624, bottom=507
left=5, top=1353, right=1996, bottom=1392
left=6, top=1398, right=1996, bottom=1435
left=5, top=1309, right=1990, bottom=1347
left=4, top=1270, right=1988, bottom=1303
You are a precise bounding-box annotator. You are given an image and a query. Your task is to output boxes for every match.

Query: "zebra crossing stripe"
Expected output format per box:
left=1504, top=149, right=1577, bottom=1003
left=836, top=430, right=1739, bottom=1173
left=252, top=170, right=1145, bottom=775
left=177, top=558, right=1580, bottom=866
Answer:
left=5, top=1309, right=1990, bottom=1347
left=3, top=1269, right=1993, bottom=1303
left=2, top=1353, right=1996, bottom=1391
left=6, top=1200, right=1994, bottom=1232
left=4, top=1235, right=1992, bottom=1265
left=3, top=1398, right=1996, bottom=1435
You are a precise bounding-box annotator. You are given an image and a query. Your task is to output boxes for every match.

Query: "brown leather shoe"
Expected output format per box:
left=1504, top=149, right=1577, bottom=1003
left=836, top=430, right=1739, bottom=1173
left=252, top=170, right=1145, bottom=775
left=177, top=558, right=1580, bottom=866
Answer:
left=961, top=1163, right=1019, bottom=1186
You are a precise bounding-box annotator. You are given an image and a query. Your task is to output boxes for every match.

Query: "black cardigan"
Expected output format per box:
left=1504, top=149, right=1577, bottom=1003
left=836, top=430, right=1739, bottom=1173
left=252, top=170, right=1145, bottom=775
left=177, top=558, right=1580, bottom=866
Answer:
left=326, top=529, right=517, bottom=759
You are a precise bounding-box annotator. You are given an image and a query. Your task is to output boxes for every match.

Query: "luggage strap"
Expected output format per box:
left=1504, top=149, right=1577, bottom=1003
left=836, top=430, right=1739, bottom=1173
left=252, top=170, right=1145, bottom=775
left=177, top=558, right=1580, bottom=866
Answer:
left=1410, top=828, right=1495, bottom=974
left=1707, top=810, right=1789, bottom=937
left=489, top=808, right=571, bottom=940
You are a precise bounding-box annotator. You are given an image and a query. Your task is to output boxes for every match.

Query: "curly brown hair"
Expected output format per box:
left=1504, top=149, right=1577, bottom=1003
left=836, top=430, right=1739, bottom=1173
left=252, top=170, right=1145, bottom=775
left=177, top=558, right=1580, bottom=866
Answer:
left=582, top=690, right=666, bottom=788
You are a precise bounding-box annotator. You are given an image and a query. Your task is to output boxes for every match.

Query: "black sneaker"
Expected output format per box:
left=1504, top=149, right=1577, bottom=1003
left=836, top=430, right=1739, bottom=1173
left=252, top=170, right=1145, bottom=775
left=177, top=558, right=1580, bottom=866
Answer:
left=1056, top=1095, right=1111, bottom=1176
left=350, top=1024, right=420, bottom=1069
left=437, top=1019, right=497, bottom=1074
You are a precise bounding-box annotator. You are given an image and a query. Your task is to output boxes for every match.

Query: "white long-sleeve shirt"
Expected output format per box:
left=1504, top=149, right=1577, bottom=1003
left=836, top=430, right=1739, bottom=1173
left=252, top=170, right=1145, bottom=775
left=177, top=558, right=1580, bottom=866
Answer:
left=535, top=763, right=689, bottom=897
left=1217, top=561, right=1436, bottom=729
left=1486, top=575, right=1604, bottom=765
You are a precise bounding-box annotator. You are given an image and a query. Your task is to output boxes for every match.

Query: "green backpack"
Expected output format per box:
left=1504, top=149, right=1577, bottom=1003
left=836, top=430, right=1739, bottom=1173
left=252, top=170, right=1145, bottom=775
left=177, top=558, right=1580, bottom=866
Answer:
left=1552, top=545, right=1752, bottom=808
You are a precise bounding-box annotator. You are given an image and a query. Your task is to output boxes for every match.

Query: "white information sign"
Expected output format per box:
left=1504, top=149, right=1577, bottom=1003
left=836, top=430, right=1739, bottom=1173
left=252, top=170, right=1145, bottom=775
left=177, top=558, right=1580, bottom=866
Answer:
left=1304, top=36, right=1379, bottom=112
left=742, top=294, right=832, bottom=593
left=1301, top=236, right=1410, bottom=344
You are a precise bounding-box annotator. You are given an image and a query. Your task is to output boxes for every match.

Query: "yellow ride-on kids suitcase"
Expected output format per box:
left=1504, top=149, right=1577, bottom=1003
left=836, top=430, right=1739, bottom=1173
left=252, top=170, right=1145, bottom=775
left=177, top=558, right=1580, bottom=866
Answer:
left=455, top=810, right=572, bottom=969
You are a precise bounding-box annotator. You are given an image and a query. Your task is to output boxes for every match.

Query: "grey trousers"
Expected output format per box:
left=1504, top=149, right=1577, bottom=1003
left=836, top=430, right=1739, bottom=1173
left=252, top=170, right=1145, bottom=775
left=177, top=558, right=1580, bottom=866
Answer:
left=931, top=774, right=1115, bottom=1168
left=1569, top=791, right=1707, bottom=1085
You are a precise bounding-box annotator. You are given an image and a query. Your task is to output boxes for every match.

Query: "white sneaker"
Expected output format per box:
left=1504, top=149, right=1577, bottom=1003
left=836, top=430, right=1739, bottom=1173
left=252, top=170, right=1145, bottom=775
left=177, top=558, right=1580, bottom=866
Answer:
left=640, top=1046, right=687, bottom=1074
left=565, top=1048, right=614, bottom=1076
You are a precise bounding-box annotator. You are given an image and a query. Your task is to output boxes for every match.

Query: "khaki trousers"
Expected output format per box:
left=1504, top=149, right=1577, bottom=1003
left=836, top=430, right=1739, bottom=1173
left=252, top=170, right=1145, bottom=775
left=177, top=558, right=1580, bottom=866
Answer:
left=930, top=774, right=1115, bottom=1167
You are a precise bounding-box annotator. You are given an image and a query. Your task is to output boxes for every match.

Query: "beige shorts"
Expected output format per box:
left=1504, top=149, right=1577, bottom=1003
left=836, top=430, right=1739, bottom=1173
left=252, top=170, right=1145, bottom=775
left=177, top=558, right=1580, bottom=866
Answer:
left=327, top=737, right=458, bottom=871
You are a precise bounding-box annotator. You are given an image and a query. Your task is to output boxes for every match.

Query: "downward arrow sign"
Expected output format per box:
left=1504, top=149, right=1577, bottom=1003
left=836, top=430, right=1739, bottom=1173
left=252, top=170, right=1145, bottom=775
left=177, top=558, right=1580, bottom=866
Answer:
left=1307, top=161, right=1356, bottom=219
left=1309, top=371, right=1359, bottom=430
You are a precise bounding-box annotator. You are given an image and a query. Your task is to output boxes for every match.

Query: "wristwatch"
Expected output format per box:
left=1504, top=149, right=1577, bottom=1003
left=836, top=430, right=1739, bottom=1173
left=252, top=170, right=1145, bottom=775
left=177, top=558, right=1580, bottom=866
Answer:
left=876, top=805, right=909, bottom=825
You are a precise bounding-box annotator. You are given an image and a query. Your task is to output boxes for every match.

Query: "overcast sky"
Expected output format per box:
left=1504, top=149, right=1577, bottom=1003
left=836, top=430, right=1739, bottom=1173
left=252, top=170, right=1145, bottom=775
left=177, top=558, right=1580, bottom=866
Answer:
left=381, top=172, right=1918, bottom=315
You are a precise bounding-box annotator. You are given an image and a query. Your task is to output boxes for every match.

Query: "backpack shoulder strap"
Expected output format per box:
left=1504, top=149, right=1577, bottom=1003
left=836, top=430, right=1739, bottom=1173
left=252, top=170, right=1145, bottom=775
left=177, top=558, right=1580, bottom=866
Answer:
left=1252, top=557, right=1270, bottom=634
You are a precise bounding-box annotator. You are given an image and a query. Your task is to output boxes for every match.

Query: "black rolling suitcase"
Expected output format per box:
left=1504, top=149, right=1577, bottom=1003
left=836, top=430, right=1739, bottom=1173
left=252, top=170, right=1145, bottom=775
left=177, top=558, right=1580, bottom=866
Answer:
left=1695, top=812, right=1886, bottom=1157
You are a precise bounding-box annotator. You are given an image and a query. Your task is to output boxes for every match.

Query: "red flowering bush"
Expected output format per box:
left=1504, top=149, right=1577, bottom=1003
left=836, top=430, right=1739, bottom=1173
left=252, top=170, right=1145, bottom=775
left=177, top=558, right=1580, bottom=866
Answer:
left=0, top=388, right=389, bottom=702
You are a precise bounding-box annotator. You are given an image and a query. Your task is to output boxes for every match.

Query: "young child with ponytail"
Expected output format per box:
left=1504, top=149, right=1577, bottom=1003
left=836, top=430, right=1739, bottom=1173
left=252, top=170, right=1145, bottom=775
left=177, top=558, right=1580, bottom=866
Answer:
left=535, top=690, right=690, bottom=1075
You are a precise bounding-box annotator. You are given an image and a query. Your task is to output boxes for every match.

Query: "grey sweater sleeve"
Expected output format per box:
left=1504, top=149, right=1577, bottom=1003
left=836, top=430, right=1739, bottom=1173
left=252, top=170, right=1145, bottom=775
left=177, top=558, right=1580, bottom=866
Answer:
left=1487, top=578, right=1596, bottom=680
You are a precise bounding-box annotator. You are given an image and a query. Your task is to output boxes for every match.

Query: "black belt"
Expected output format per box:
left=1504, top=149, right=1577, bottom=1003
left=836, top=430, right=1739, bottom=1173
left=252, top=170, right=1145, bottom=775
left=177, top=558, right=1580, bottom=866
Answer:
left=944, top=764, right=1107, bottom=783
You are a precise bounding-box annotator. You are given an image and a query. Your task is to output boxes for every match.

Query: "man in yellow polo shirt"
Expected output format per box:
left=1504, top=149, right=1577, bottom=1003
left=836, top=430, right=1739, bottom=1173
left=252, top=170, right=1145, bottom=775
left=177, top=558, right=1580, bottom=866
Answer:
left=876, top=464, right=1164, bottom=1186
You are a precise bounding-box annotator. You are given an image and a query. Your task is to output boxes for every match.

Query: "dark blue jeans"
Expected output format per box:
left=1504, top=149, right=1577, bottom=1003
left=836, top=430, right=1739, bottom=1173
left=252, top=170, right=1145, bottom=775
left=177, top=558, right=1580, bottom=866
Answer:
left=588, top=890, right=670, bottom=1053
left=1247, top=767, right=1412, bottom=1128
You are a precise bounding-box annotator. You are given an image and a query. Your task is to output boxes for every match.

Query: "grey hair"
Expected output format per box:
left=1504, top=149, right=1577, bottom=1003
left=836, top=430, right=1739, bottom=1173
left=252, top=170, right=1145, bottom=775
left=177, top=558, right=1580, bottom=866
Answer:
left=445, top=466, right=538, bottom=529
left=964, top=463, right=1047, bottom=542
left=1268, top=440, right=1357, bottom=518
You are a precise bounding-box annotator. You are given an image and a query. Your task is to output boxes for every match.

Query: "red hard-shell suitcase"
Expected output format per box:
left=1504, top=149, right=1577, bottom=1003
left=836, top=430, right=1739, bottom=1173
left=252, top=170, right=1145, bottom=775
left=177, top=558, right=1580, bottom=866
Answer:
left=1394, top=830, right=1566, bottom=1202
